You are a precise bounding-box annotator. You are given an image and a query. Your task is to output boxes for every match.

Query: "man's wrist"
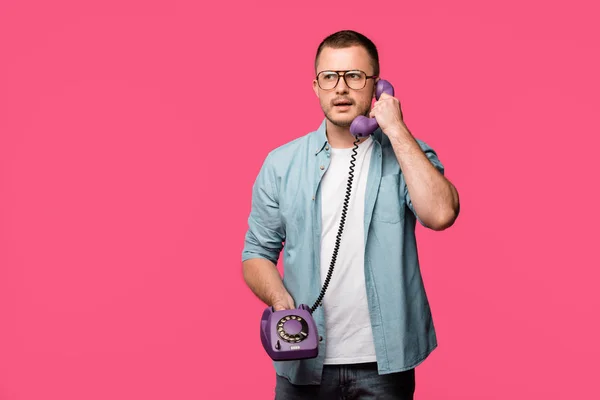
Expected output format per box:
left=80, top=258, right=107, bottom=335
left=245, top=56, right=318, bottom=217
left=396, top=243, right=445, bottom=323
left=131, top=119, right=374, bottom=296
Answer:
left=387, top=123, right=417, bottom=152
left=270, top=291, right=288, bottom=305
left=270, top=290, right=294, bottom=309
left=386, top=121, right=411, bottom=140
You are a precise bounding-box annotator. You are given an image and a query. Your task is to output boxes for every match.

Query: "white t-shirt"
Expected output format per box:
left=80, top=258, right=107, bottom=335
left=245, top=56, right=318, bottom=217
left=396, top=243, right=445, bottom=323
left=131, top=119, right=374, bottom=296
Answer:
left=319, top=135, right=377, bottom=364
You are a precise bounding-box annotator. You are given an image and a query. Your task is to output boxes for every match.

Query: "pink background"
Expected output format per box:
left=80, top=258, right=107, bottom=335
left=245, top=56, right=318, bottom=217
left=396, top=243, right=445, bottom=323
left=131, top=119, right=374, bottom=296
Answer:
left=1, top=0, right=599, bottom=399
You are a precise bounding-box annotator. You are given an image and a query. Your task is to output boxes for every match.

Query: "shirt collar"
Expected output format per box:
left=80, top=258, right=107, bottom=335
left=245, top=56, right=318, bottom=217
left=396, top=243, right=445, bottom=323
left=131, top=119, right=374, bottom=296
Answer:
left=310, top=117, right=383, bottom=156
left=311, top=119, right=329, bottom=155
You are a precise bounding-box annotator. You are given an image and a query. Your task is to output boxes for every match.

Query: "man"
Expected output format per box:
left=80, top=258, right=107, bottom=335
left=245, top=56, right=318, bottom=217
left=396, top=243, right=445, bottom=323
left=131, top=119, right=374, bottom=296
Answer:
left=241, top=30, right=460, bottom=399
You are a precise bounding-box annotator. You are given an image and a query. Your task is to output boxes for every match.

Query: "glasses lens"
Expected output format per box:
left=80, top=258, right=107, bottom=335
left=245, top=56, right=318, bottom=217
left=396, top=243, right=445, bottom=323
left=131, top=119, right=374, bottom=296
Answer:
left=318, top=71, right=339, bottom=90
left=344, top=70, right=366, bottom=89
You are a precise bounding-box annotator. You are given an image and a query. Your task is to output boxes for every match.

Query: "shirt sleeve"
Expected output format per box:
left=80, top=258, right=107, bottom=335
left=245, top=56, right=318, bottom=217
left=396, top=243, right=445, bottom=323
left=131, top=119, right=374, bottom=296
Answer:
left=403, top=139, right=445, bottom=225
left=241, top=153, right=285, bottom=265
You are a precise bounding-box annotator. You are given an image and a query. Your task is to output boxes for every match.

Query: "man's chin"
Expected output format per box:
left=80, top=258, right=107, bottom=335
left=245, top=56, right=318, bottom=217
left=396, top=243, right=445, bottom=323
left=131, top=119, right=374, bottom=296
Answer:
left=324, top=113, right=355, bottom=128
left=324, top=107, right=369, bottom=128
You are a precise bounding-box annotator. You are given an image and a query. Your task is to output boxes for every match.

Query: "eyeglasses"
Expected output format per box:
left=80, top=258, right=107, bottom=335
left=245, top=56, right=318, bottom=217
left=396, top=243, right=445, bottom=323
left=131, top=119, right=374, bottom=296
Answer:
left=316, top=70, right=378, bottom=90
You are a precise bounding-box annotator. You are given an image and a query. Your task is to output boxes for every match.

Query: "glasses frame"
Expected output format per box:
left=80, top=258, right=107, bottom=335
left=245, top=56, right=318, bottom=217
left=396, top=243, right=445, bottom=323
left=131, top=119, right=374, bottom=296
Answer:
left=315, top=69, right=378, bottom=91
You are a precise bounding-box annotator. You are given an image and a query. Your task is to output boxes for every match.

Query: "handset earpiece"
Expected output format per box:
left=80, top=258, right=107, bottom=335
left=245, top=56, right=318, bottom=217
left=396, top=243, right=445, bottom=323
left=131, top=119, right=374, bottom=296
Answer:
left=349, top=80, right=395, bottom=137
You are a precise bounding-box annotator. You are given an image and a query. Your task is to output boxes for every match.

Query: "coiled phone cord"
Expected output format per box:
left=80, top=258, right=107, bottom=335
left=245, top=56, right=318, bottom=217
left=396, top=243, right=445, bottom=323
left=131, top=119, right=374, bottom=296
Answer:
left=310, top=135, right=361, bottom=314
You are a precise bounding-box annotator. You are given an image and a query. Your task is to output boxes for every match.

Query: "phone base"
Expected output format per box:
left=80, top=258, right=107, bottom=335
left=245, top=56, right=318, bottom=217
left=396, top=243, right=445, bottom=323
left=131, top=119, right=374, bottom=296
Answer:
left=260, top=304, right=319, bottom=361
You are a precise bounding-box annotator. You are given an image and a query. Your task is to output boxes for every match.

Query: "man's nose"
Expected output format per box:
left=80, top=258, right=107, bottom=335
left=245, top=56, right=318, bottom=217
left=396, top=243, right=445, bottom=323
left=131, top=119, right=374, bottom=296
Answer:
left=335, top=75, right=350, bottom=94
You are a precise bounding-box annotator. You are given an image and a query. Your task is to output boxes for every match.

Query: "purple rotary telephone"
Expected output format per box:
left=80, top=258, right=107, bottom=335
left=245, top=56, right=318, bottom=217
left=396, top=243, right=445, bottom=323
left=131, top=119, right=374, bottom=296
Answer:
left=260, top=79, right=395, bottom=361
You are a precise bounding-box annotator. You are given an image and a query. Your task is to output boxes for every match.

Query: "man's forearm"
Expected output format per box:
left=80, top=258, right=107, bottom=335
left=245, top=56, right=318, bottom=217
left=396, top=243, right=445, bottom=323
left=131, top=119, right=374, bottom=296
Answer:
left=388, top=125, right=460, bottom=230
left=242, top=258, right=291, bottom=307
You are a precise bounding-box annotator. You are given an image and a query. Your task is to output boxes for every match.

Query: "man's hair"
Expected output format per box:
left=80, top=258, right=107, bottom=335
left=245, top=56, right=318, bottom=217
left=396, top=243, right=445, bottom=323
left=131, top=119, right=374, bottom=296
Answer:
left=315, top=30, right=380, bottom=76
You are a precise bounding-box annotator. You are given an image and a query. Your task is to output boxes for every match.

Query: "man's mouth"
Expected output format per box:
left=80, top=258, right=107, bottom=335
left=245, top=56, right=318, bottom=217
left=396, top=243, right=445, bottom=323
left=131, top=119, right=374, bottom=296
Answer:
left=333, top=99, right=353, bottom=107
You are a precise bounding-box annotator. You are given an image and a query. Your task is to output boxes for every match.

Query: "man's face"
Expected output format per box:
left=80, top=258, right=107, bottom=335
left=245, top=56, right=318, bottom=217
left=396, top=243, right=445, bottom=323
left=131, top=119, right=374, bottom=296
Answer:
left=313, top=45, right=377, bottom=128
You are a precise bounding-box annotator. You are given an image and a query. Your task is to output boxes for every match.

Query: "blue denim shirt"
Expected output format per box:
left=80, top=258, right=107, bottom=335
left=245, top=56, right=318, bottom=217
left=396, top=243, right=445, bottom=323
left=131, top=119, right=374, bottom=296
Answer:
left=242, top=119, right=444, bottom=385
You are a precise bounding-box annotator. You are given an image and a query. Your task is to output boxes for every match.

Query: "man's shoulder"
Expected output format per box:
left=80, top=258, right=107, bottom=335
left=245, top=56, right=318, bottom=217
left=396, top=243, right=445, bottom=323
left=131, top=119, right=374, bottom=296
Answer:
left=262, top=126, right=323, bottom=168
left=268, top=133, right=311, bottom=158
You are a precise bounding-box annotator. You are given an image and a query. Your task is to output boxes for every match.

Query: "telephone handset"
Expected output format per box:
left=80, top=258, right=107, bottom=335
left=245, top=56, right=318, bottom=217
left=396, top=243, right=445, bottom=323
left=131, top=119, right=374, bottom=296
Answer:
left=350, top=79, right=395, bottom=137
left=260, top=79, right=395, bottom=361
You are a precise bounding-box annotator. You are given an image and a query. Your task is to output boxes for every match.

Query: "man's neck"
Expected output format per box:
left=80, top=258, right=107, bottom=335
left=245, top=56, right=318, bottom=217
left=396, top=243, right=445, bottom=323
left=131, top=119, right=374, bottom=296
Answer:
left=325, top=120, right=369, bottom=148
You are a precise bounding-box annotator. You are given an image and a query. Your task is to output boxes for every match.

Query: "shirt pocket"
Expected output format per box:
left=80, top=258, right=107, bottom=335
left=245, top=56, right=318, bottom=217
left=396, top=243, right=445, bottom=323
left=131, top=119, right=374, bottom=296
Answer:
left=372, top=173, right=404, bottom=224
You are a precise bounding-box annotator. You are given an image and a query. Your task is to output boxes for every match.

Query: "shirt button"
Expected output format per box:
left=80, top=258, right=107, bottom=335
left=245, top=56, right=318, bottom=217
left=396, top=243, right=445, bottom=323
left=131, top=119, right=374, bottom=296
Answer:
left=312, top=196, right=315, bottom=201
left=325, top=146, right=329, bottom=150
left=320, top=165, right=324, bottom=170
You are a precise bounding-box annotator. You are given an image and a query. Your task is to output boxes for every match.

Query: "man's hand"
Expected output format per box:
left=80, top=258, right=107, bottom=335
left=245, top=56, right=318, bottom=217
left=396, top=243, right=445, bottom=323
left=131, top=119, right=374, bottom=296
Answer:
left=272, top=292, right=295, bottom=311
left=369, top=92, right=406, bottom=138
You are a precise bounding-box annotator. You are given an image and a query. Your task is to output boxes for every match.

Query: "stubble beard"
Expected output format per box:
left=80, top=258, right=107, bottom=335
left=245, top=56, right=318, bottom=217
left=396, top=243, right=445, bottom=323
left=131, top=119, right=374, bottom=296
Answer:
left=323, top=103, right=371, bottom=128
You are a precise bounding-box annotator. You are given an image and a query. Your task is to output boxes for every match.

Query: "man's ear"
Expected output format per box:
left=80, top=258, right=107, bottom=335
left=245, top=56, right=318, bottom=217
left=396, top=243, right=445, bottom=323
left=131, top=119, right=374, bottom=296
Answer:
left=373, top=77, right=380, bottom=98
left=312, top=80, right=319, bottom=97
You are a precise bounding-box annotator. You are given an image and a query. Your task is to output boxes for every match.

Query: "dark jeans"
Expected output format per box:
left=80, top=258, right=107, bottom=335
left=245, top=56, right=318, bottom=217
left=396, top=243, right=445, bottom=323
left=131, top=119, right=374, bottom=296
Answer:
left=275, top=362, right=415, bottom=399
